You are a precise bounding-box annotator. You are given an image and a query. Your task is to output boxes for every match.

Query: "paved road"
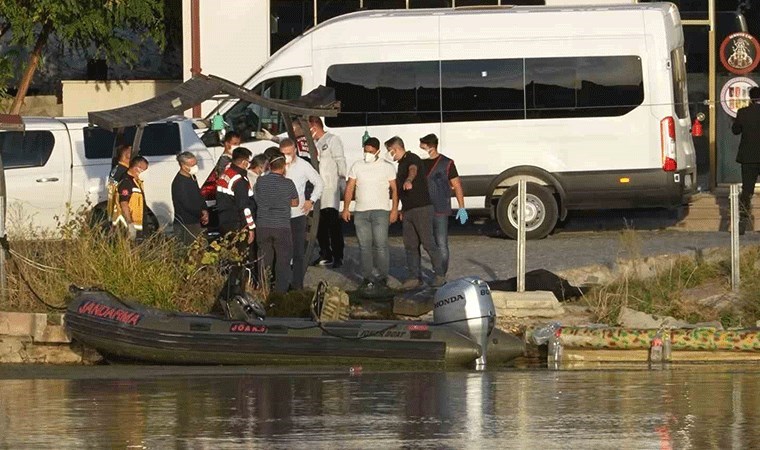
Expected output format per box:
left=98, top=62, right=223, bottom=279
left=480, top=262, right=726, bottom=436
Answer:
left=304, top=212, right=760, bottom=290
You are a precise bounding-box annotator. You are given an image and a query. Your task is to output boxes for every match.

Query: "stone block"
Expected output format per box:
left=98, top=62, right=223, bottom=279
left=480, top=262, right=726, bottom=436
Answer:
left=492, top=291, right=565, bottom=318
left=33, top=324, right=71, bottom=344
left=617, top=307, right=690, bottom=329
left=0, top=336, right=32, bottom=363
left=393, top=297, right=433, bottom=317
left=0, top=312, right=46, bottom=337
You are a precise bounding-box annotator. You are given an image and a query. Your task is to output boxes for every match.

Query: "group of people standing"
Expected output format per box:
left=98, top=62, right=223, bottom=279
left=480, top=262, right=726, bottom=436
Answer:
left=108, top=116, right=468, bottom=295
left=344, top=134, right=466, bottom=293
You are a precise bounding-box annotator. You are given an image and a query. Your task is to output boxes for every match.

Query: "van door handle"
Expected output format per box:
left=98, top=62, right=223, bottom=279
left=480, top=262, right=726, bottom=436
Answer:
left=36, top=177, right=59, bottom=183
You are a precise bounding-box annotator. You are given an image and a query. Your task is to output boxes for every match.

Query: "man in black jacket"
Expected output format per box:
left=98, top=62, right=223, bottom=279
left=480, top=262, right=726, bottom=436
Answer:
left=216, top=147, right=255, bottom=246
left=171, top=151, right=208, bottom=245
left=732, top=86, right=760, bottom=234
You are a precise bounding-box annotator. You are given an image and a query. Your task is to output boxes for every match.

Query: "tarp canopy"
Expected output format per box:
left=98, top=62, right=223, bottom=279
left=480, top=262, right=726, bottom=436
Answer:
left=88, top=74, right=340, bottom=131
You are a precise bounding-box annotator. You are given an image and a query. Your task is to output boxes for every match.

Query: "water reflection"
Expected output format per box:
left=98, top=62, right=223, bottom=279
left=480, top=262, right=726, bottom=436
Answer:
left=1, top=366, right=760, bottom=448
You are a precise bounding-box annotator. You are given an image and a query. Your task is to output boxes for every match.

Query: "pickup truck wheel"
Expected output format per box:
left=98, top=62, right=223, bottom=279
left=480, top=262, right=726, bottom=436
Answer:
left=89, top=202, right=111, bottom=232
left=143, top=208, right=160, bottom=236
left=496, top=183, right=558, bottom=240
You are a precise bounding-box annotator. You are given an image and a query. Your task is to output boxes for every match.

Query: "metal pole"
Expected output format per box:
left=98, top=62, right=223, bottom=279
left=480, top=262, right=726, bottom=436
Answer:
left=730, top=184, right=741, bottom=292
left=708, top=0, right=717, bottom=190
left=0, top=150, right=6, bottom=303
left=517, top=180, right=526, bottom=293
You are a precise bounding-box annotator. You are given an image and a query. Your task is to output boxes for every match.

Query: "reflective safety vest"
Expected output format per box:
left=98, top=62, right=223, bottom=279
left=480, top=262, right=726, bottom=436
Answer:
left=107, top=162, right=129, bottom=227
left=216, top=165, right=255, bottom=230
left=113, top=175, right=146, bottom=230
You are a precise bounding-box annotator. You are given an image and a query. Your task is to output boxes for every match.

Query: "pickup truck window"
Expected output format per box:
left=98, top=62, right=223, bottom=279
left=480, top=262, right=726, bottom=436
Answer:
left=84, top=123, right=181, bottom=159
left=0, top=130, right=55, bottom=169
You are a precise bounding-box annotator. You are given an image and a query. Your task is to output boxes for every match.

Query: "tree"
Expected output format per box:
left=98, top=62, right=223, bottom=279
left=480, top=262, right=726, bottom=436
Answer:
left=0, top=0, right=166, bottom=114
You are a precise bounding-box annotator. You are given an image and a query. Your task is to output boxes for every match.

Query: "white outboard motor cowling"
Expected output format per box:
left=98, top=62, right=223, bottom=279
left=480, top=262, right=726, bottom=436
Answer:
left=433, top=277, right=496, bottom=369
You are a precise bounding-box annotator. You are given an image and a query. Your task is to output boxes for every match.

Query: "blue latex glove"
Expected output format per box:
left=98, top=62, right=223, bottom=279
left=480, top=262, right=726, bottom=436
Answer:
left=455, top=208, right=468, bottom=225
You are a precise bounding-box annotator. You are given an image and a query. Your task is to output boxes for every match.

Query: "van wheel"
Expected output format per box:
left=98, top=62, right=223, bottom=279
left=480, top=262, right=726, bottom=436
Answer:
left=496, top=183, right=558, bottom=240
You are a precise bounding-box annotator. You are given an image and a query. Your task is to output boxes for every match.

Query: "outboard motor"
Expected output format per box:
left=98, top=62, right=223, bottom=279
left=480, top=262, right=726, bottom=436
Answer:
left=433, top=277, right=496, bottom=369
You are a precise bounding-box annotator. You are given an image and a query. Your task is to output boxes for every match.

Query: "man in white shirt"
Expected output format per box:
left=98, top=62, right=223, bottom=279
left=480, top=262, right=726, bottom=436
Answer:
left=308, top=116, right=347, bottom=268
left=280, top=138, right=324, bottom=290
left=342, top=137, right=398, bottom=291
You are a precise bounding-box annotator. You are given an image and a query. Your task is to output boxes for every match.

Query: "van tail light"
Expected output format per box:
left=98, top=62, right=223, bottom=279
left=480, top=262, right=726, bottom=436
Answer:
left=660, top=116, right=677, bottom=172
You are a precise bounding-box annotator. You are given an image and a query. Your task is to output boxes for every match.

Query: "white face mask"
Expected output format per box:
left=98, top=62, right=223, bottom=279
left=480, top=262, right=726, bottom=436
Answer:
left=138, top=170, right=147, bottom=181
left=364, top=151, right=378, bottom=163
left=188, top=165, right=199, bottom=176
left=285, top=154, right=294, bottom=164
left=417, top=149, right=430, bottom=160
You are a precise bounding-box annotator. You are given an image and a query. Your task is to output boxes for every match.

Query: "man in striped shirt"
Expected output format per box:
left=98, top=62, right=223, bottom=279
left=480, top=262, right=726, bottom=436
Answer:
left=255, top=154, right=299, bottom=293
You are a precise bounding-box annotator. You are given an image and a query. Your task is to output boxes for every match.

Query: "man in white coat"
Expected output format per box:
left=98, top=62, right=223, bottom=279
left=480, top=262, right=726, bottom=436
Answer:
left=308, top=116, right=347, bottom=269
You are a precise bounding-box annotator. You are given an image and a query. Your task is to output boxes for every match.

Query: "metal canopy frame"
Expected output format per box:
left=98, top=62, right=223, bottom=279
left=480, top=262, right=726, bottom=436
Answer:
left=87, top=74, right=341, bottom=282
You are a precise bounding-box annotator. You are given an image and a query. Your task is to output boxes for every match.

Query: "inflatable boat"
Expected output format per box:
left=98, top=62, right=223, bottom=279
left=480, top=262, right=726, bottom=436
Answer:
left=64, top=277, right=524, bottom=367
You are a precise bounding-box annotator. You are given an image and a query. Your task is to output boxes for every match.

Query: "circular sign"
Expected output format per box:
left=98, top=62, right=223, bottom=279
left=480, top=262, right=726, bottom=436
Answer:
left=720, top=32, right=760, bottom=75
left=720, top=77, right=759, bottom=117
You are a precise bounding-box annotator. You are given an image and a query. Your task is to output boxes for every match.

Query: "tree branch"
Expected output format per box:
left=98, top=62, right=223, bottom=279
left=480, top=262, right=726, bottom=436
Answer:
left=9, top=20, right=53, bottom=114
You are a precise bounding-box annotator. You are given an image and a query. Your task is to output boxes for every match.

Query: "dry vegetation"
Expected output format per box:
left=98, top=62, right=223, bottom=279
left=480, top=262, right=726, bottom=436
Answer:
left=583, top=228, right=760, bottom=328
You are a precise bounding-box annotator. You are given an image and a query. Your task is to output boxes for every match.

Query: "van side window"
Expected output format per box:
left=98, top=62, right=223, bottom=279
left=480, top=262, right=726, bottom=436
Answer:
left=525, top=56, right=643, bottom=119
left=202, top=76, right=302, bottom=146
left=442, top=59, right=524, bottom=122
left=670, top=47, right=688, bottom=119
left=84, top=123, right=181, bottom=159
left=0, top=131, right=55, bottom=169
left=326, top=61, right=440, bottom=127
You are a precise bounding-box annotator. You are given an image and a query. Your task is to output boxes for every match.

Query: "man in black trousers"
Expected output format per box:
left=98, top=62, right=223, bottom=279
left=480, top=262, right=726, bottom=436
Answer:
left=732, top=86, right=760, bottom=234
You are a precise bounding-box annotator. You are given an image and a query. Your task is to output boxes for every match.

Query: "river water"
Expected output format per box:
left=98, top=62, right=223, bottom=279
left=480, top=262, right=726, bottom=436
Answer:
left=1, top=364, right=759, bottom=449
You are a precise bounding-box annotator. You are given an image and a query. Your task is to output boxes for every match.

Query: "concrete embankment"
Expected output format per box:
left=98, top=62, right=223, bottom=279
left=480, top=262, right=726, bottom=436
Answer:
left=0, top=312, right=101, bottom=364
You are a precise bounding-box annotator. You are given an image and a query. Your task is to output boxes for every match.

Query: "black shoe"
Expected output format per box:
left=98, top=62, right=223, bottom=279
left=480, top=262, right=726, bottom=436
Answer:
left=332, top=258, right=343, bottom=269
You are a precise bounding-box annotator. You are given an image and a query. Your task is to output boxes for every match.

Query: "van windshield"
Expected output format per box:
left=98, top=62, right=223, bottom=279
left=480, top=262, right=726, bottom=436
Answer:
left=201, top=76, right=302, bottom=147
left=671, top=47, right=689, bottom=119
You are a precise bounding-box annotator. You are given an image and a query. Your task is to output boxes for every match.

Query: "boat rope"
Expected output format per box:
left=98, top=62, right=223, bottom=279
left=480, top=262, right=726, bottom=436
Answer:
left=9, top=256, right=68, bottom=311
left=8, top=249, right=65, bottom=273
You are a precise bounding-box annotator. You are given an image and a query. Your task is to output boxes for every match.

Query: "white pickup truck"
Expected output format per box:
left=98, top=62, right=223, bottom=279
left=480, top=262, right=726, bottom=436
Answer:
left=0, top=116, right=216, bottom=233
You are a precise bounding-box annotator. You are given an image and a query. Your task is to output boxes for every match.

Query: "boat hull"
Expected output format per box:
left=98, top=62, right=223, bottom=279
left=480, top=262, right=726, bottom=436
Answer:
left=65, top=289, right=524, bottom=367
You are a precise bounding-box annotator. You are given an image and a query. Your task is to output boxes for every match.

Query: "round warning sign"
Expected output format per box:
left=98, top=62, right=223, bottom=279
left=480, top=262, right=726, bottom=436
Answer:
left=720, top=77, right=759, bottom=117
left=720, top=32, right=760, bottom=75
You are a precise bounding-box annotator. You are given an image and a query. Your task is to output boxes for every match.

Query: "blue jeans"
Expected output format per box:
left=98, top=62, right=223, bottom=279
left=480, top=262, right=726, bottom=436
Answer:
left=353, top=210, right=390, bottom=282
left=433, top=214, right=449, bottom=275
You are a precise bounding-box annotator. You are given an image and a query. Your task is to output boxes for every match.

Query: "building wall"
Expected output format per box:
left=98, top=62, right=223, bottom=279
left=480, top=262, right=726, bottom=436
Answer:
left=61, top=80, right=181, bottom=117
left=182, top=0, right=270, bottom=116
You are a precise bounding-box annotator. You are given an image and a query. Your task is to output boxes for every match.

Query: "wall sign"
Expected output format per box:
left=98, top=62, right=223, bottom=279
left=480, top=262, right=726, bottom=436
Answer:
left=720, top=32, right=760, bottom=75
left=720, top=77, right=759, bottom=117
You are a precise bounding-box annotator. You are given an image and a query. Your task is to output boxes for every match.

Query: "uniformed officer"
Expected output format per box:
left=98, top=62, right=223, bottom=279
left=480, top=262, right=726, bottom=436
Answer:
left=114, top=156, right=149, bottom=240
left=216, top=147, right=256, bottom=247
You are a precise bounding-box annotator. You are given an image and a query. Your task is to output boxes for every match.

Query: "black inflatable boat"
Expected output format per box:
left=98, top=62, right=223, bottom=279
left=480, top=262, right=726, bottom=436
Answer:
left=65, top=277, right=524, bottom=367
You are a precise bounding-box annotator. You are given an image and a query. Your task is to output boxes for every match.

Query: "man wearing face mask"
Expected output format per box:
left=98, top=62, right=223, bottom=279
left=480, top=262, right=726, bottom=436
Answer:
left=342, top=137, right=398, bottom=292
left=171, top=151, right=209, bottom=245
left=115, top=156, right=149, bottom=241
left=216, top=147, right=256, bottom=248
left=215, top=131, right=242, bottom=177
left=419, top=134, right=467, bottom=277
left=280, top=138, right=323, bottom=290
left=385, top=136, right=446, bottom=289
left=309, top=116, right=347, bottom=269
left=248, top=153, right=270, bottom=187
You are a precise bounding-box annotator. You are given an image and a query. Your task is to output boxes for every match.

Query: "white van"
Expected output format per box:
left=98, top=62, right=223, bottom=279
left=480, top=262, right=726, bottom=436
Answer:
left=0, top=116, right=214, bottom=233
left=201, top=3, right=696, bottom=239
